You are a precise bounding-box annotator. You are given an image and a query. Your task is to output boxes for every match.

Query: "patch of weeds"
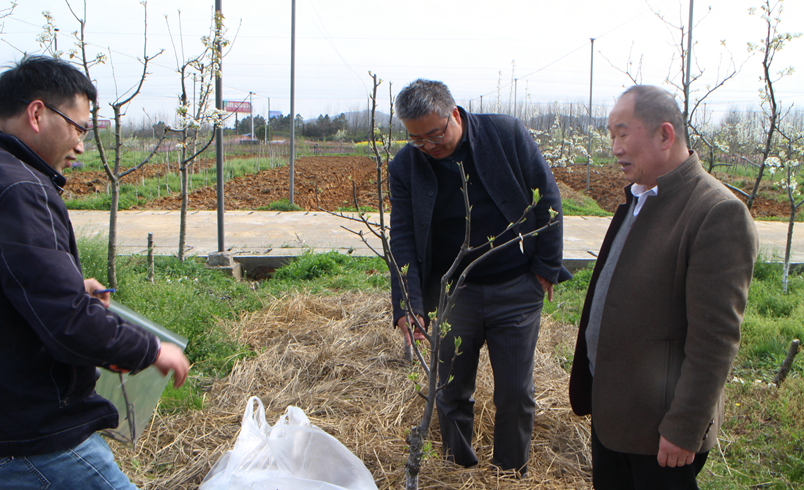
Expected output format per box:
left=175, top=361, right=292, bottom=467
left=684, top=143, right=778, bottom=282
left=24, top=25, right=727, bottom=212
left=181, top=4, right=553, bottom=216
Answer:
left=544, top=263, right=593, bottom=325
left=335, top=205, right=375, bottom=213
left=257, top=199, right=303, bottom=211
left=267, top=251, right=389, bottom=295
left=561, top=196, right=612, bottom=217
left=77, top=235, right=261, bottom=377
left=158, top=381, right=206, bottom=414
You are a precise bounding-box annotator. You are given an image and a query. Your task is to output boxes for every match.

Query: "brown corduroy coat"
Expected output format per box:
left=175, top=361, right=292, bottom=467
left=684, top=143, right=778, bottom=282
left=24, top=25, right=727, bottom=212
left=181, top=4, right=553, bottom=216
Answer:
left=569, top=153, right=759, bottom=455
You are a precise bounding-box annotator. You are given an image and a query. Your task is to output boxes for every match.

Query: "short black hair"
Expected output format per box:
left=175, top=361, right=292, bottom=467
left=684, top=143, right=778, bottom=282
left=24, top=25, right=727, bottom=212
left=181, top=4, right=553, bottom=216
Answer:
left=0, top=55, right=97, bottom=118
left=395, top=79, right=455, bottom=121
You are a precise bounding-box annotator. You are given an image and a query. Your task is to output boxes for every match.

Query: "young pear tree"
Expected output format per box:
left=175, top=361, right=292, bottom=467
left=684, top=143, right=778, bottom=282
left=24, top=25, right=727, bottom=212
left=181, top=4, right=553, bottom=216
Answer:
left=42, top=0, right=168, bottom=288
left=764, top=125, right=803, bottom=294
left=745, top=0, right=801, bottom=210
left=164, top=9, right=229, bottom=260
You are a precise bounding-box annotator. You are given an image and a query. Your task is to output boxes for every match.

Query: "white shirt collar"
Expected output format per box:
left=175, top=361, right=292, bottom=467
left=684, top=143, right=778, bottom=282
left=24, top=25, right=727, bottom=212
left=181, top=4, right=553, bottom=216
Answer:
left=630, top=184, right=658, bottom=216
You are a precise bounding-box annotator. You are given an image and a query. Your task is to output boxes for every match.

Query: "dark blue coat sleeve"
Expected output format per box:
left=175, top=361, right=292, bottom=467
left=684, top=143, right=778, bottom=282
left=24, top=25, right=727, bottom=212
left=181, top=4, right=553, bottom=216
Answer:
left=0, top=181, right=159, bottom=373
left=388, top=148, right=427, bottom=326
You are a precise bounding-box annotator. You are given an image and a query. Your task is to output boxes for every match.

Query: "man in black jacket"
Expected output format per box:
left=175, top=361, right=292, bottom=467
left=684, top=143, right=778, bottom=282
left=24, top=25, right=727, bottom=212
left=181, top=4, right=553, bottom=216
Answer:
left=389, top=79, right=570, bottom=475
left=0, top=56, right=189, bottom=489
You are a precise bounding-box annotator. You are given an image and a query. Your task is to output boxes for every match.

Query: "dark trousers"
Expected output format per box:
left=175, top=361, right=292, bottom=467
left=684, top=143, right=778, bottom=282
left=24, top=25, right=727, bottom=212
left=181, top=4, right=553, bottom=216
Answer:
left=591, top=422, right=709, bottom=490
left=429, top=273, right=544, bottom=474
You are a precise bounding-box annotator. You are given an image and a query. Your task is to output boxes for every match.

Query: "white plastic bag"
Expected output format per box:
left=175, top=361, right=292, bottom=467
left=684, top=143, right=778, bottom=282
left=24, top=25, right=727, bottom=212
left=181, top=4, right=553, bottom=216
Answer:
left=199, top=397, right=378, bottom=490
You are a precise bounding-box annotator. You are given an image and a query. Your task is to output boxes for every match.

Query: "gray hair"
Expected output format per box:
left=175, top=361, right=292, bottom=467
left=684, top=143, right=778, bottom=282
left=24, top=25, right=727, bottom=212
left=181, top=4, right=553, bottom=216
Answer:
left=395, top=79, right=455, bottom=121
left=621, top=85, right=687, bottom=147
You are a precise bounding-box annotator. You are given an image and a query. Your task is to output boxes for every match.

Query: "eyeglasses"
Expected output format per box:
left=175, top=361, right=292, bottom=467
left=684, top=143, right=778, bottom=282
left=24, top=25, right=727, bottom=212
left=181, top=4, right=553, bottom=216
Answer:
left=22, top=99, right=90, bottom=140
left=408, top=117, right=450, bottom=147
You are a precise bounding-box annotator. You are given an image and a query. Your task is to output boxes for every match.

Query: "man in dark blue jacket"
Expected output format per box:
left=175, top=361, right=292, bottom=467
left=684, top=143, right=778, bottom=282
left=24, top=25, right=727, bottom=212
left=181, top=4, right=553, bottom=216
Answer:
left=0, top=56, right=189, bottom=489
left=389, top=79, right=570, bottom=476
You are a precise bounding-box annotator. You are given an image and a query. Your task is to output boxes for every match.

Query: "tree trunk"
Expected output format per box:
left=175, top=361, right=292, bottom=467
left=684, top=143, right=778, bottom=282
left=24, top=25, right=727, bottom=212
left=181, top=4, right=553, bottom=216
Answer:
left=404, top=426, right=423, bottom=490
left=107, top=106, right=124, bottom=289
left=782, top=193, right=796, bottom=295
left=773, top=339, right=801, bottom=386
left=107, top=181, right=119, bottom=289
left=179, top=139, right=189, bottom=262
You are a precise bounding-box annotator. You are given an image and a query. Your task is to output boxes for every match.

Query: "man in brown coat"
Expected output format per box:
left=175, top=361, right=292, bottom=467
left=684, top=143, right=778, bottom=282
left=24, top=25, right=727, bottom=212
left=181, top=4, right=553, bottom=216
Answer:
left=569, top=85, right=758, bottom=489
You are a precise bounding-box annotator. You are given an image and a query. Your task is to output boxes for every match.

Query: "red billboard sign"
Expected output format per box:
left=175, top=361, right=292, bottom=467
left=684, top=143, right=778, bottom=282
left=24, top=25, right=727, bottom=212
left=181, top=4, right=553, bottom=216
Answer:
left=88, top=119, right=111, bottom=129
left=224, top=100, right=252, bottom=113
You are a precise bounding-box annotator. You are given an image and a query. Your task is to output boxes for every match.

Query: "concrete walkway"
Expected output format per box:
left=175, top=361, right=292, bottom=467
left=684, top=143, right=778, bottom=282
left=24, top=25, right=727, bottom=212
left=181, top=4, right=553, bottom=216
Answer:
left=70, top=210, right=803, bottom=264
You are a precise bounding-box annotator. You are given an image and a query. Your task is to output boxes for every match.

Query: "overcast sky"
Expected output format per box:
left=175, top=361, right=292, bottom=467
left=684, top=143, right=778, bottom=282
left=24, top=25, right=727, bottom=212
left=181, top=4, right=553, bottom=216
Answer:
left=1, top=0, right=802, bottom=126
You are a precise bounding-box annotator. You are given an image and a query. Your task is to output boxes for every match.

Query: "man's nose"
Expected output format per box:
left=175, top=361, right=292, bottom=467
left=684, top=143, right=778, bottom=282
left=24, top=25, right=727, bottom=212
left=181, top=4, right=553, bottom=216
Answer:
left=75, top=138, right=85, bottom=154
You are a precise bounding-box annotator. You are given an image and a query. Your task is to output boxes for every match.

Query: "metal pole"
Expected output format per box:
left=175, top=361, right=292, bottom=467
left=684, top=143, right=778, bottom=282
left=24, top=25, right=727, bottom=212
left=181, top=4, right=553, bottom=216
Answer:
left=684, top=0, right=694, bottom=144
left=514, top=78, right=518, bottom=119
left=289, top=0, right=296, bottom=205
left=249, top=91, right=254, bottom=155
left=480, top=95, right=483, bottom=113
left=586, top=38, right=595, bottom=192
left=265, top=97, right=271, bottom=144
left=215, top=0, right=225, bottom=252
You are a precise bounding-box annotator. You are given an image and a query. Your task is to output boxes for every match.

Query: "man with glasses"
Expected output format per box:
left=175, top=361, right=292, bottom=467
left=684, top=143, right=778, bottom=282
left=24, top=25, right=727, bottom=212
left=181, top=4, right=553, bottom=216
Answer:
left=389, top=79, right=570, bottom=476
left=0, top=55, right=189, bottom=489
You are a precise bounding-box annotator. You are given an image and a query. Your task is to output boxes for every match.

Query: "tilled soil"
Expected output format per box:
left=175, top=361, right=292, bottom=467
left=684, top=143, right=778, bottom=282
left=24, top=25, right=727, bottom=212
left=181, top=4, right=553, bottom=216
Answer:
left=63, top=155, right=790, bottom=218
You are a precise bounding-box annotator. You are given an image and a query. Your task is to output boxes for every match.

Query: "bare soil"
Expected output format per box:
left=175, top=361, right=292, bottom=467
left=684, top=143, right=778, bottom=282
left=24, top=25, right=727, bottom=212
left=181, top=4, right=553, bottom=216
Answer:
left=64, top=155, right=790, bottom=218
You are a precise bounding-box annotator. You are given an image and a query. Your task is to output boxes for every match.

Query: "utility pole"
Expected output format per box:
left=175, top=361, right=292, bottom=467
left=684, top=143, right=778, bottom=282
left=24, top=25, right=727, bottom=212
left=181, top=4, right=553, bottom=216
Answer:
left=514, top=79, right=518, bottom=120
left=289, top=0, right=296, bottom=205
left=215, top=0, right=225, bottom=252
left=683, top=0, right=694, bottom=145
left=480, top=95, right=483, bottom=113
left=265, top=96, right=271, bottom=144
left=586, top=38, right=595, bottom=192
left=249, top=91, right=254, bottom=156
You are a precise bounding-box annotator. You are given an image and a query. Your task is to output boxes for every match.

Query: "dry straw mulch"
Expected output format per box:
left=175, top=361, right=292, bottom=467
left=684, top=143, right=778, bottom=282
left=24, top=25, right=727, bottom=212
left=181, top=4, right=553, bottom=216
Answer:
left=110, top=291, right=592, bottom=489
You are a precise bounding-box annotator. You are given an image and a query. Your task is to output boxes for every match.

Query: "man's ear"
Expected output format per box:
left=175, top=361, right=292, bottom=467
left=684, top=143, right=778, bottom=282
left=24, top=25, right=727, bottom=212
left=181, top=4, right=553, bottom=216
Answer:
left=25, top=100, right=45, bottom=134
left=658, top=121, right=676, bottom=151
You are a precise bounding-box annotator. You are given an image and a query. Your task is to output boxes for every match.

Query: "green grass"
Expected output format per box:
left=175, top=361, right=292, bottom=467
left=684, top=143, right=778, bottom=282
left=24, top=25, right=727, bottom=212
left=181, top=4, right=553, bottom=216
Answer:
left=549, top=259, right=804, bottom=488
left=561, top=196, right=611, bottom=217
left=256, top=199, right=303, bottom=212
left=334, top=205, right=376, bottom=213
left=266, top=250, right=390, bottom=295
left=706, top=262, right=804, bottom=488
left=77, top=234, right=261, bottom=377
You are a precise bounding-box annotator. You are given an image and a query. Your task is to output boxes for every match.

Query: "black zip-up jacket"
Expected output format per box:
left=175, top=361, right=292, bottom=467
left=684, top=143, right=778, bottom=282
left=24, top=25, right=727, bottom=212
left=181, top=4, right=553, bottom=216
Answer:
left=0, top=132, right=160, bottom=456
left=388, top=108, right=572, bottom=325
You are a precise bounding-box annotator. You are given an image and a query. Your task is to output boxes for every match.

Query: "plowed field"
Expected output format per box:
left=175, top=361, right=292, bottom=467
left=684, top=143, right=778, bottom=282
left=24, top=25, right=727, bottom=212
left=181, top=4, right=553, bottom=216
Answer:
left=63, top=155, right=790, bottom=218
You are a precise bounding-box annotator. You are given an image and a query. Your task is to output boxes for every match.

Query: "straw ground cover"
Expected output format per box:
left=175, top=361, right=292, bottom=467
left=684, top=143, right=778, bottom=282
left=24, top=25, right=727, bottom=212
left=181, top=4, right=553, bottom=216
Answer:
left=75, top=239, right=804, bottom=488
left=109, top=291, right=592, bottom=489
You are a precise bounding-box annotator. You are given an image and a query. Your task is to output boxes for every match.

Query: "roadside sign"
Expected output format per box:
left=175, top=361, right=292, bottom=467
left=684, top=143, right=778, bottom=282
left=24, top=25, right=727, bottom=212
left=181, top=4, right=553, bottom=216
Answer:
left=224, top=100, right=252, bottom=113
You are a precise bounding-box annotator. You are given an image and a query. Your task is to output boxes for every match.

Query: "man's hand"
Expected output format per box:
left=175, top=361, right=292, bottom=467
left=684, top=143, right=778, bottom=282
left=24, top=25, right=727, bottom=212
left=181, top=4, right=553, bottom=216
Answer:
left=84, top=278, right=111, bottom=308
left=397, top=315, right=426, bottom=347
left=535, top=274, right=554, bottom=302
left=153, top=342, right=191, bottom=388
left=657, top=435, right=695, bottom=468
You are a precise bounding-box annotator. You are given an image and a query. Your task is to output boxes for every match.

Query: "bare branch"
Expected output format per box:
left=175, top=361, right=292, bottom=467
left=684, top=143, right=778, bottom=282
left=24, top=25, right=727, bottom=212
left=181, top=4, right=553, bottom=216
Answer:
left=119, top=131, right=169, bottom=178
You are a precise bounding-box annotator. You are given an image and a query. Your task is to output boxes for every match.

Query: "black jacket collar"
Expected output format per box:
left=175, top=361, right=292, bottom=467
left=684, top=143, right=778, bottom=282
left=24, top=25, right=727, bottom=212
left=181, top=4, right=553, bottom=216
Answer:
left=0, top=131, right=67, bottom=190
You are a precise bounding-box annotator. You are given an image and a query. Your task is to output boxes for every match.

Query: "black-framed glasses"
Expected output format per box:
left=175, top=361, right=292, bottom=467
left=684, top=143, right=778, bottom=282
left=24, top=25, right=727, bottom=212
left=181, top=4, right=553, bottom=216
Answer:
left=22, top=99, right=90, bottom=140
left=409, top=117, right=450, bottom=148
